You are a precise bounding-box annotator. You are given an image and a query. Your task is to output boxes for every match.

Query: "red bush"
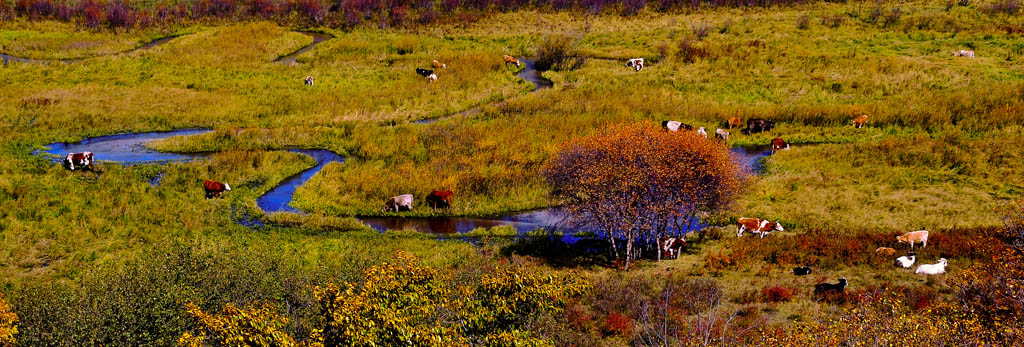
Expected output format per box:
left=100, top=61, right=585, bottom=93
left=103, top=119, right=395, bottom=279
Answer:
left=80, top=0, right=104, bottom=29
left=602, top=312, right=633, bottom=336
left=105, top=1, right=136, bottom=29
left=248, top=0, right=277, bottom=17
left=762, top=285, right=797, bottom=302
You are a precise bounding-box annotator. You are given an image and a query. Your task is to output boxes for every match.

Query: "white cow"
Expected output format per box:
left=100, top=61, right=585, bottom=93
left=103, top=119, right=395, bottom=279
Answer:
left=696, top=127, right=707, bottom=138
left=715, top=129, right=729, bottom=143
left=915, top=258, right=947, bottom=275
left=895, top=254, right=916, bottom=268
left=952, top=50, right=975, bottom=58
left=382, top=194, right=414, bottom=212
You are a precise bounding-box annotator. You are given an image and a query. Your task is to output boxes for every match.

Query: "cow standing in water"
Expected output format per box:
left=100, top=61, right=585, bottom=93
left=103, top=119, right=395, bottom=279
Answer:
left=63, top=152, right=94, bottom=171
left=425, top=190, right=454, bottom=209
left=503, top=55, right=521, bottom=68
left=203, top=180, right=231, bottom=199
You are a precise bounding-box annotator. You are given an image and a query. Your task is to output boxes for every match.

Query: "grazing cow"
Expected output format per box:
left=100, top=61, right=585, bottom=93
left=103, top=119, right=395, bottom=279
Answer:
left=432, top=59, right=447, bottom=69
left=814, top=278, right=848, bottom=295
left=770, top=138, right=789, bottom=153
left=853, top=114, right=868, bottom=128
left=736, top=217, right=784, bottom=238
left=915, top=258, right=947, bottom=275
left=793, top=266, right=811, bottom=276
left=662, top=121, right=693, bottom=132
left=727, top=117, right=743, bottom=129
left=427, top=73, right=438, bottom=82
left=416, top=68, right=434, bottom=78
left=382, top=194, right=414, bottom=212
left=744, top=118, right=775, bottom=134
left=715, top=129, right=729, bottom=143
left=696, top=127, right=708, bottom=138
left=875, top=247, right=896, bottom=257
left=63, top=152, right=94, bottom=171
left=425, top=190, right=454, bottom=209
left=625, top=58, right=644, bottom=71
left=304, top=75, right=314, bottom=86
left=952, top=50, right=975, bottom=58
left=896, top=230, right=929, bottom=249
left=658, top=237, right=685, bottom=259
left=503, top=55, right=521, bottom=68
left=203, top=180, right=231, bottom=199
left=895, top=253, right=916, bottom=268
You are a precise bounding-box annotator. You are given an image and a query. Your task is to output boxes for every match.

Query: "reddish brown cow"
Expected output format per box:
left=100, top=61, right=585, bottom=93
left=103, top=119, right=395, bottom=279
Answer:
left=727, top=117, right=743, bottom=129
left=425, top=190, right=454, bottom=209
left=63, top=152, right=94, bottom=171
left=771, top=138, right=789, bottom=153
left=853, top=114, right=868, bottom=128
left=737, top=217, right=784, bottom=238
left=204, top=180, right=231, bottom=199
left=658, top=237, right=685, bottom=259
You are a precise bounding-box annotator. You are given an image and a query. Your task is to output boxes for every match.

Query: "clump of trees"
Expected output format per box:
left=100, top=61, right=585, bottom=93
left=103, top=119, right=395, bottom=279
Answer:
left=543, top=123, right=743, bottom=269
left=178, top=252, right=589, bottom=346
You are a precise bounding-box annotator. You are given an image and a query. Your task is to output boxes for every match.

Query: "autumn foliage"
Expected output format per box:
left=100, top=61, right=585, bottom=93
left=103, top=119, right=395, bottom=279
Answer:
left=0, top=293, right=16, bottom=347
left=543, top=122, right=743, bottom=269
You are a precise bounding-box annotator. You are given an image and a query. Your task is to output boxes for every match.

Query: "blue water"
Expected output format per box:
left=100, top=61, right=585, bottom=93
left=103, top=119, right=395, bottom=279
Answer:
left=412, top=59, right=552, bottom=124
left=256, top=149, right=344, bottom=213
left=40, top=129, right=212, bottom=164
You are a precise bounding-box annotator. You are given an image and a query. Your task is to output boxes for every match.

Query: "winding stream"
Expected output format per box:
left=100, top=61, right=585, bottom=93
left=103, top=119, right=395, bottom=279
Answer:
left=275, top=31, right=333, bottom=64
left=414, top=59, right=552, bottom=124
left=1, top=35, right=180, bottom=64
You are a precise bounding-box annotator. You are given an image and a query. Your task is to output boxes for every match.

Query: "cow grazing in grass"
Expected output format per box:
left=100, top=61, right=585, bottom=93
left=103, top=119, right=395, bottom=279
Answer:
left=503, top=55, right=521, bottom=68
left=427, top=73, right=438, bottom=82
left=63, top=152, right=94, bottom=171
left=658, top=237, right=685, bottom=259
left=897, top=230, right=929, bottom=249
left=304, top=75, right=314, bottom=86
left=814, top=278, right=848, bottom=295
left=662, top=121, right=693, bottom=132
left=793, top=266, right=811, bottom=276
left=915, top=258, right=947, bottom=275
left=895, top=253, right=916, bottom=268
left=727, top=117, right=743, bottom=129
left=432, top=59, right=447, bottom=69
left=696, top=127, right=708, bottom=138
left=771, top=138, right=789, bottom=153
left=875, top=247, right=896, bottom=257
left=416, top=68, right=434, bottom=78
left=715, top=129, right=729, bottom=143
left=425, top=190, right=454, bottom=209
left=952, top=50, right=974, bottom=58
left=853, top=114, right=868, bottom=128
left=744, top=118, right=775, bottom=134
left=737, top=217, right=784, bottom=238
left=203, top=180, right=231, bottom=199
left=382, top=194, right=414, bottom=212
left=625, top=58, right=644, bottom=71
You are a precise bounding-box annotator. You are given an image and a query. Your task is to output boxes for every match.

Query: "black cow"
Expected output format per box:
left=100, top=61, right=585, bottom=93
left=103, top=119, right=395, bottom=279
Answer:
left=744, top=118, right=775, bottom=134
left=813, top=277, right=848, bottom=295
left=416, top=68, right=434, bottom=78
left=793, top=266, right=811, bottom=276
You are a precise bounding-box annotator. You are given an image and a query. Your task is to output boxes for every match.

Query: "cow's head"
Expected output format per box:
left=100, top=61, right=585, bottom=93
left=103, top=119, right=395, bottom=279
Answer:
left=224, top=183, right=231, bottom=191
left=774, top=221, right=784, bottom=231
left=839, top=277, right=847, bottom=286
left=938, top=258, right=947, bottom=266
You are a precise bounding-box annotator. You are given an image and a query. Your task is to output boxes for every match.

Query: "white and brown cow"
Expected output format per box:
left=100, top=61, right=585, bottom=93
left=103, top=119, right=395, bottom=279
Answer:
left=715, top=128, right=729, bottom=143
left=203, top=179, right=231, bottom=199
left=304, top=75, right=314, bottom=86
left=658, top=237, right=685, bottom=259
left=503, top=55, right=521, bottom=68
left=432, top=59, right=447, bottom=69
left=737, top=217, right=784, bottom=238
left=63, top=152, right=94, bottom=171
left=382, top=194, right=414, bottom=212
left=952, top=50, right=975, bottom=58
left=625, top=58, right=644, bottom=71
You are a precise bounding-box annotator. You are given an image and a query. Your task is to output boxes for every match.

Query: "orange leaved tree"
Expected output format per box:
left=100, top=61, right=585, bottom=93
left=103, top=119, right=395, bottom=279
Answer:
left=543, top=123, right=743, bottom=269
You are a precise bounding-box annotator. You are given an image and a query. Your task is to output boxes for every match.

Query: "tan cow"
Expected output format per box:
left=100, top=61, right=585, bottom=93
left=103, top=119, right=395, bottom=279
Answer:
left=897, top=230, right=929, bottom=249
left=503, top=55, right=521, bottom=68
left=875, top=247, right=896, bottom=257
left=727, top=117, right=743, bottom=129
left=853, top=114, right=868, bottom=128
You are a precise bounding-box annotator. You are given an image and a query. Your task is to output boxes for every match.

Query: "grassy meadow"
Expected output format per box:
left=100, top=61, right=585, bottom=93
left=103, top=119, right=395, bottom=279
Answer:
left=2, top=0, right=1024, bottom=344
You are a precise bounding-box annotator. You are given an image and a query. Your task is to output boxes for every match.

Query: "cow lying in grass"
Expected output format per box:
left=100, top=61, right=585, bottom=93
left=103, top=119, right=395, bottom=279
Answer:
left=625, top=58, right=644, bottom=71
left=203, top=180, right=231, bottom=199
left=952, top=50, right=975, bottom=58
left=736, top=217, right=784, bottom=238
left=503, top=55, right=520, bottom=68
left=915, top=258, right=947, bottom=275
left=814, top=277, right=847, bottom=295
left=382, top=194, right=414, bottom=212
left=897, top=230, right=929, bottom=249
left=895, top=252, right=916, bottom=268
left=64, top=152, right=94, bottom=171
left=875, top=247, right=896, bottom=257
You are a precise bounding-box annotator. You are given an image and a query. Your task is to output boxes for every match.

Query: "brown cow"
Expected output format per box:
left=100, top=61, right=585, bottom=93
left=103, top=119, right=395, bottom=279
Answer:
left=897, top=230, right=929, bottom=249
left=737, top=217, right=784, bottom=238
left=853, top=114, right=868, bottom=128
left=432, top=59, right=447, bottom=69
left=203, top=180, right=231, bottom=199
left=425, top=190, right=454, bottom=209
left=658, top=237, right=685, bottom=259
left=771, top=138, right=789, bottom=153
left=503, top=55, right=521, bottom=68
left=727, top=117, right=743, bottom=129
left=63, top=152, right=94, bottom=171
left=875, top=247, right=896, bottom=257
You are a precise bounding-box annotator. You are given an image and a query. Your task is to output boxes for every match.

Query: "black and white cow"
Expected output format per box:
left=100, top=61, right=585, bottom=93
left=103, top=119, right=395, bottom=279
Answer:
left=304, top=75, right=314, bottom=86
left=626, top=58, right=644, bottom=71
